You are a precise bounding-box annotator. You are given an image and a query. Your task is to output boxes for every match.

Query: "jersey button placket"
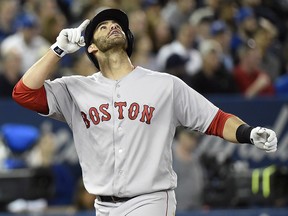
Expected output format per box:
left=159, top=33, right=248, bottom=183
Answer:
left=116, top=82, right=121, bottom=98
left=115, top=126, right=125, bottom=195
left=112, top=81, right=125, bottom=195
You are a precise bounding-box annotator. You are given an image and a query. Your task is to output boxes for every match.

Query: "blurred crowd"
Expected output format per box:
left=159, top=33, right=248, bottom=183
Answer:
left=0, top=0, right=288, bottom=98
left=0, top=0, right=288, bottom=213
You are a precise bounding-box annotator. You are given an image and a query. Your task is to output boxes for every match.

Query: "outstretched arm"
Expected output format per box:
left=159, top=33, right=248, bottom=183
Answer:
left=206, top=110, right=277, bottom=153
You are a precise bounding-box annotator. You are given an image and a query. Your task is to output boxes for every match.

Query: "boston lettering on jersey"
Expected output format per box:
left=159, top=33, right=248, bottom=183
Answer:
left=80, top=101, right=155, bottom=128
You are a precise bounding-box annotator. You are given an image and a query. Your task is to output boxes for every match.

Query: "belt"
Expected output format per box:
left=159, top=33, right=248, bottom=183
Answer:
left=96, top=195, right=133, bottom=203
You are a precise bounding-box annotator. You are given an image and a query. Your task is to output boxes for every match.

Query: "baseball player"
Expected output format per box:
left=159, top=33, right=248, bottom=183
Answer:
left=13, top=8, right=277, bottom=216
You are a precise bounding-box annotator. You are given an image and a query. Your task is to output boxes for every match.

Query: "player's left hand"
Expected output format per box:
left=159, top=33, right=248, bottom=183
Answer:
left=250, top=127, right=277, bottom=153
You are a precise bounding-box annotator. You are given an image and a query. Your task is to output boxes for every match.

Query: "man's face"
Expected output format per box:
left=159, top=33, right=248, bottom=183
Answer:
left=92, top=20, right=127, bottom=53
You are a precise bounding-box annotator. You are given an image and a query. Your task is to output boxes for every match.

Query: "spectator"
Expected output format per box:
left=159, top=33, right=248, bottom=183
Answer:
left=190, top=0, right=220, bottom=22
left=189, top=0, right=222, bottom=43
left=191, top=39, right=237, bottom=94
left=161, top=0, right=196, bottom=33
left=27, top=122, right=56, bottom=168
left=128, top=9, right=148, bottom=39
left=242, top=0, right=283, bottom=38
left=131, top=34, right=156, bottom=70
left=189, top=11, right=214, bottom=46
left=165, top=53, right=191, bottom=86
left=217, top=0, right=238, bottom=28
left=33, top=0, right=64, bottom=25
left=120, top=0, right=140, bottom=12
left=146, top=3, right=173, bottom=53
left=67, top=54, right=96, bottom=77
left=0, top=49, right=22, bottom=98
left=254, top=18, right=282, bottom=81
left=172, top=128, right=204, bottom=211
left=74, top=178, right=96, bottom=211
left=156, top=22, right=202, bottom=75
left=210, top=20, right=234, bottom=73
left=231, top=7, right=258, bottom=61
left=40, top=13, right=67, bottom=45
left=1, top=13, right=50, bottom=73
left=0, top=0, right=19, bottom=43
left=233, top=39, right=275, bottom=98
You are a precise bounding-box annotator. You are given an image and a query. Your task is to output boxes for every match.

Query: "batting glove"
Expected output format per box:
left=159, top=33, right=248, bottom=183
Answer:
left=250, top=127, right=277, bottom=153
left=51, top=19, right=90, bottom=57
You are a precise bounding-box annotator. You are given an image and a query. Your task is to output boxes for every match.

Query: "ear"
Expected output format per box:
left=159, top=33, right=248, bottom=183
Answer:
left=88, top=44, right=98, bottom=54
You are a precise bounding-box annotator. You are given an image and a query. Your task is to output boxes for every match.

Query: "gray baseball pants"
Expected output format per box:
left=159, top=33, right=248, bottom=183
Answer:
left=94, top=190, right=176, bottom=216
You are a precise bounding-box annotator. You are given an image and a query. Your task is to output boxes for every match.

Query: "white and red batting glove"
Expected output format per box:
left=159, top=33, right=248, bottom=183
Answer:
left=250, top=127, right=277, bottom=153
left=51, top=19, right=90, bottom=57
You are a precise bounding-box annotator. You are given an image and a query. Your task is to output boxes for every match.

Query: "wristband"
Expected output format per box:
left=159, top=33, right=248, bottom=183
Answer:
left=50, top=43, right=66, bottom=58
left=236, top=124, right=254, bottom=144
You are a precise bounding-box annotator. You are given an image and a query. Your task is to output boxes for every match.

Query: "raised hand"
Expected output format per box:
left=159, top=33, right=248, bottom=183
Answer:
left=51, top=19, right=90, bottom=57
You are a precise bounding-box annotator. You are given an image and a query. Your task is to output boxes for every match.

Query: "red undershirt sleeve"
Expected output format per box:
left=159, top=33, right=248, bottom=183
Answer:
left=205, top=109, right=234, bottom=138
left=12, top=79, right=49, bottom=115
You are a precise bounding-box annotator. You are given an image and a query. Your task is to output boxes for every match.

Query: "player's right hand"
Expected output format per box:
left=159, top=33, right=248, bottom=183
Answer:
left=51, top=19, right=90, bottom=57
left=250, top=127, right=277, bottom=153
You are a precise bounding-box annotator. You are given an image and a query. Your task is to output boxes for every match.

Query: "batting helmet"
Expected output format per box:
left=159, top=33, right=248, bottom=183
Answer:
left=84, top=8, right=134, bottom=70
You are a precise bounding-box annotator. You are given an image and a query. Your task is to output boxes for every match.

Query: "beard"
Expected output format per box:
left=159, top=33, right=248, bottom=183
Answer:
left=94, top=35, right=127, bottom=53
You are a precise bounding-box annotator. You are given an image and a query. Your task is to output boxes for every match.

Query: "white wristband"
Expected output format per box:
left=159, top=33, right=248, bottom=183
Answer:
left=50, top=43, right=66, bottom=58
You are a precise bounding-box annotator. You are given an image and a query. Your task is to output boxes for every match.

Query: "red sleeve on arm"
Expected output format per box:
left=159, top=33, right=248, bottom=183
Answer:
left=205, top=109, right=234, bottom=138
left=12, top=79, right=49, bottom=114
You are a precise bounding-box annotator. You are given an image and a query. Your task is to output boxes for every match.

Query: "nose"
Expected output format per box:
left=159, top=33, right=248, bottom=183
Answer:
left=110, top=23, right=118, bottom=30
left=111, top=23, right=116, bottom=29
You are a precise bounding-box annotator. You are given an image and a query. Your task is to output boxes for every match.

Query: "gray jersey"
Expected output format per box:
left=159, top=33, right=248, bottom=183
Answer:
left=43, top=66, right=218, bottom=197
